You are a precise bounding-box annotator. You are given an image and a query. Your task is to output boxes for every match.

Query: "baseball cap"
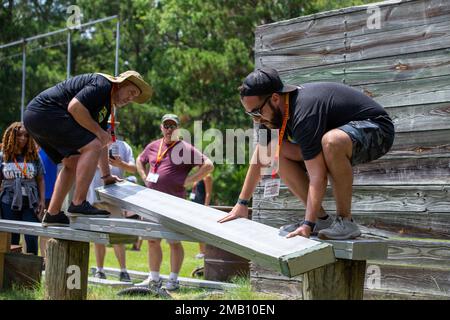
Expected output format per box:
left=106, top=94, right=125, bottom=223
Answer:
left=240, top=67, right=297, bottom=97
left=161, top=114, right=180, bottom=125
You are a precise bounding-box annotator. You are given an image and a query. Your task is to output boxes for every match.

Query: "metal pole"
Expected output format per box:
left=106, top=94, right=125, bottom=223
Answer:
left=20, top=40, right=26, bottom=122
left=114, top=19, right=120, bottom=76
left=67, top=31, right=71, bottom=79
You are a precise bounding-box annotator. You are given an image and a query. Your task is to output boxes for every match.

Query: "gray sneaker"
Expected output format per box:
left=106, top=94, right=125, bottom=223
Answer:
left=280, top=215, right=333, bottom=235
left=318, top=216, right=361, bottom=240
left=165, top=280, right=180, bottom=292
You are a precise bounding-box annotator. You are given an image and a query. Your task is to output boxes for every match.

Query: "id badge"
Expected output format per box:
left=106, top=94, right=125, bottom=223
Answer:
left=189, top=192, right=196, bottom=200
left=21, top=186, right=27, bottom=196
left=264, top=178, right=281, bottom=198
left=146, top=172, right=160, bottom=183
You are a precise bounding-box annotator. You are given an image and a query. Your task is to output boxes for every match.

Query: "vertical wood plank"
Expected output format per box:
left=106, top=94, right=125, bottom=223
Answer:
left=302, top=260, right=366, bottom=300
left=45, top=239, right=89, bottom=300
left=0, top=232, right=11, bottom=290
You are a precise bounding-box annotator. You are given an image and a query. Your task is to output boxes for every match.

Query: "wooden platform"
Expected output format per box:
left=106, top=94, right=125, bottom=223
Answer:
left=96, top=181, right=335, bottom=277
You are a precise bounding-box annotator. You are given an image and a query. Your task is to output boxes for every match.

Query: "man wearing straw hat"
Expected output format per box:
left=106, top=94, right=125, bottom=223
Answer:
left=23, top=71, right=152, bottom=226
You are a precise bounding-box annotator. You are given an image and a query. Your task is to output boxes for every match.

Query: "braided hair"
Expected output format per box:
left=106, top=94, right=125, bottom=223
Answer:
left=1, top=122, right=38, bottom=162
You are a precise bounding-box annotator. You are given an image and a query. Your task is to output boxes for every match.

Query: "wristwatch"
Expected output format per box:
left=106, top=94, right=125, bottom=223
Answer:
left=302, top=220, right=316, bottom=230
left=237, top=198, right=250, bottom=206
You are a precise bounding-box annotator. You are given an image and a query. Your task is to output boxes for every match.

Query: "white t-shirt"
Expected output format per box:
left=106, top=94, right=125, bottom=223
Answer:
left=87, top=139, right=135, bottom=204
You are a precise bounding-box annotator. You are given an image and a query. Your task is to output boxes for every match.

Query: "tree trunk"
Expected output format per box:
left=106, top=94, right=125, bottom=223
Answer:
left=45, top=239, right=89, bottom=300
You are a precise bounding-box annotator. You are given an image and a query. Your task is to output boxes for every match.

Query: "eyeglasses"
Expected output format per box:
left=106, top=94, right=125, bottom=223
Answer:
left=245, top=96, right=271, bottom=117
left=163, top=124, right=177, bottom=130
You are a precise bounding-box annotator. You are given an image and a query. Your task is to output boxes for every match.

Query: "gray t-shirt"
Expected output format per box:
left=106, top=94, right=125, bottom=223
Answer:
left=0, top=154, right=45, bottom=204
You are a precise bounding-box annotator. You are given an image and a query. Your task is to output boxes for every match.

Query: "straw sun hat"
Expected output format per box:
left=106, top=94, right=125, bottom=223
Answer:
left=97, top=70, right=153, bottom=104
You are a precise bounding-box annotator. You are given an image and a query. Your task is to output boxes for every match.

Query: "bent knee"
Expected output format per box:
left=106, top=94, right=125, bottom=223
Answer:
left=321, top=130, right=352, bottom=155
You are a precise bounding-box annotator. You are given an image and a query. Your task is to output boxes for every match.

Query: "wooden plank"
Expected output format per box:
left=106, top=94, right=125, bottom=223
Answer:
left=255, top=0, right=450, bottom=52
left=257, top=18, right=450, bottom=70
left=70, top=217, right=195, bottom=242
left=0, top=220, right=135, bottom=245
left=0, top=232, right=11, bottom=253
left=96, top=267, right=238, bottom=290
left=252, top=207, right=450, bottom=240
left=254, top=185, right=450, bottom=213
left=3, top=253, right=43, bottom=289
left=279, top=48, right=450, bottom=91
left=96, top=181, right=335, bottom=277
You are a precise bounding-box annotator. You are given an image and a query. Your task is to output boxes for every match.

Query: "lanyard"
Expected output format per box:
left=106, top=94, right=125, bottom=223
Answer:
left=110, top=85, right=116, bottom=142
left=272, top=93, right=290, bottom=178
left=153, top=139, right=178, bottom=173
left=14, top=157, right=28, bottom=178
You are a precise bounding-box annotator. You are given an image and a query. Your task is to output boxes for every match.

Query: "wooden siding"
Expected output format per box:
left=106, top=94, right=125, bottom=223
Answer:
left=252, top=0, right=450, bottom=299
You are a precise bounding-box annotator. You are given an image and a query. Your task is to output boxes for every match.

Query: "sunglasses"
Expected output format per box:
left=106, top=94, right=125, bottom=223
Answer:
left=163, top=123, right=177, bottom=130
left=245, top=95, right=271, bottom=117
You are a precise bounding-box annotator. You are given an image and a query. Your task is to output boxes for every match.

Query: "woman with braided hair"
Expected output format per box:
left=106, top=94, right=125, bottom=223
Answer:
left=0, top=122, right=45, bottom=255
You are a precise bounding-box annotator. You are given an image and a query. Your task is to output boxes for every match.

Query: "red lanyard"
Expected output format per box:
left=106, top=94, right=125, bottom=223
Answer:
left=110, top=85, right=116, bottom=142
left=272, top=93, right=290, bottom=178
left=14, top=157, right=28, bottom=178
left=153, top=139, right=178, bottom=173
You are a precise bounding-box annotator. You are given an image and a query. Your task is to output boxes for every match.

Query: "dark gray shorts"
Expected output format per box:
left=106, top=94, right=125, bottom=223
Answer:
left=338, top=116, right=395, bottom=166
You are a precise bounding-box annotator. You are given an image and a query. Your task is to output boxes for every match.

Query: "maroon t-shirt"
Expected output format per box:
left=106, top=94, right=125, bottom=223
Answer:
left=138, top=139, right=206, bottom=198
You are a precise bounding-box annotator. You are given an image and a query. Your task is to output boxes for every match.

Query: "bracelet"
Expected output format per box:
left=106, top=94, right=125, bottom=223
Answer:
left=237, top=198, right=250, bottom=206
left=302, top=220, right=316, bottom=230
left=101, top=174, right=112, bottom=180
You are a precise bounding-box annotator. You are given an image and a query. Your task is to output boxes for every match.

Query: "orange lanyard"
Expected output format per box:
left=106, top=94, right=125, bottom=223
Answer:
left=153, top=139, right=178, bottom=173
left=14, top=157, right=28, bottom=178
left=272, top=93, right=290, bottom=178
left=110, top=85, right=116, bottom=142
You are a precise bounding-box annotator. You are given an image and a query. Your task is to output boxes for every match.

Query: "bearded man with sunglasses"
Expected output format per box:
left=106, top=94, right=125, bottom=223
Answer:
left=219, top=68, right=395, bottom=240
left=136, top=114, right=214, bottom=291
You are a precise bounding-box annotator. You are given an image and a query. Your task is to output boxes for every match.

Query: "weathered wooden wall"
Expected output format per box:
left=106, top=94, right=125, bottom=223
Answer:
left=252, top=0, right=450, bottom=299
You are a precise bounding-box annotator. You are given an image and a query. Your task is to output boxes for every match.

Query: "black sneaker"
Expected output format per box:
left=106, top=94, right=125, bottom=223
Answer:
left=67, top=201, right=110, bottom=217
left=119, top=271, right=132, bottom=283
left=94, top=271, right=107, bottom=279
left=42, top=210, right=70, bottom=227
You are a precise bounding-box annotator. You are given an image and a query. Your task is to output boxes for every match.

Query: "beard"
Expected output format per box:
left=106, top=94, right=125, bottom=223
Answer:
left=262, top=100, right=283, bottom=129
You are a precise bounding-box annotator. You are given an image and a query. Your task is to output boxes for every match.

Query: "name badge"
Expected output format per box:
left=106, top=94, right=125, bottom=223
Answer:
left=146, top=173, right=159, bottom=183
left=21, top=186, right=27, bottom=196
left=189, top=192, right=196, bottom=200
left=264, top=178, right=281, bottom=198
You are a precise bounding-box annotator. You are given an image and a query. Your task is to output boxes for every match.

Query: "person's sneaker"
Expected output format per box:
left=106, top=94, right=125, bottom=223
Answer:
left=318, top=216, right=362, bottom=240
left=119, top=271, right=132, bottom=283
left=94, top=271, right=107, bottom=279
left=165, top=280, right=180, bottom=292
left=135, top=277, right=162, bottom=288
left=41, top=210, right=70, bottom=227
left=195, top=253, right=205, bottom=259
left=280, top=215, right=333, bottom=235
left=67, top=201, right=110, bottom=217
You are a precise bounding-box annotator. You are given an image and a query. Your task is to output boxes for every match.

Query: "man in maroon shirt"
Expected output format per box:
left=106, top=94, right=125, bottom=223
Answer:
left=136, top=114, right=214, bottom=291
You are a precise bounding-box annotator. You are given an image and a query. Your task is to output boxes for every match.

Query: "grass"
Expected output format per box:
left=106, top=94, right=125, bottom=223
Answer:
left=0, top=240, right=282, bottom=300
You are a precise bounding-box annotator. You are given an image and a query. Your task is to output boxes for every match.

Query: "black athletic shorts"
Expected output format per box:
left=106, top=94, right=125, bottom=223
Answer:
left=338, top=115, right=395, bottom=166
left=23, top=104, right=97, bottom=164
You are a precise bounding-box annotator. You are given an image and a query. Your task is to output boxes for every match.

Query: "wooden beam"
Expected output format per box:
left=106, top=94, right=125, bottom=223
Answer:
left=96, top=181, right=335, bottom=277
left=0, top=220, right=136, bottom=244
left=70, top=217, right=194, bottom=242
left=0, top=232, right=11, bottom=290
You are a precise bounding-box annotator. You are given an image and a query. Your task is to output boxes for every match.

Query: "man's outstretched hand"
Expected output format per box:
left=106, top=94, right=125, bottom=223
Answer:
left=218, top=203, right=248, bottom=223
left=286, top=224, right=311, bottom=239
left=103, top=174, right=123, bottom=186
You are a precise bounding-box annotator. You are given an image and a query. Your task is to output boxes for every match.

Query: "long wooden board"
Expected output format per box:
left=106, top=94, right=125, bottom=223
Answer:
left=0, top=220, right=135, bottom=245
left=96, top=181, right=335, bottom=277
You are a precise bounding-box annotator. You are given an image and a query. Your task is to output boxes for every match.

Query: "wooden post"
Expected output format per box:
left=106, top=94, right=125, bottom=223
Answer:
left=303, top=260, right=366, bottom=300
left=0, top=232, right=11, bottom=290
left=45, top=238, right=89, bottom=300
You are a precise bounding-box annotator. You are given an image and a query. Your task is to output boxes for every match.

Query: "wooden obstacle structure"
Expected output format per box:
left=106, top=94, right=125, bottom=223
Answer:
left=0, top=181, right=388, bottom=300
left=252, top=0, right=450, bottom=299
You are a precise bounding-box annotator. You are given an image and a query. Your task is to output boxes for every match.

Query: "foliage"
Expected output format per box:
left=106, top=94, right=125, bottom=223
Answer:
left=0, top=0, right=377, bottom=205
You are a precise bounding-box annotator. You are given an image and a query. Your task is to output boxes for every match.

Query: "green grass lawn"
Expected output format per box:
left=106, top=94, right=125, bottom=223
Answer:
left=0, top=240, right=282, bottom=300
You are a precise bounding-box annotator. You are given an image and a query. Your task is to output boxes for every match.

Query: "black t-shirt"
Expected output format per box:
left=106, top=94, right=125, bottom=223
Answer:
left=257, top=82, right=394, bottom=161
left=27, top=73, right=112, bottom=129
